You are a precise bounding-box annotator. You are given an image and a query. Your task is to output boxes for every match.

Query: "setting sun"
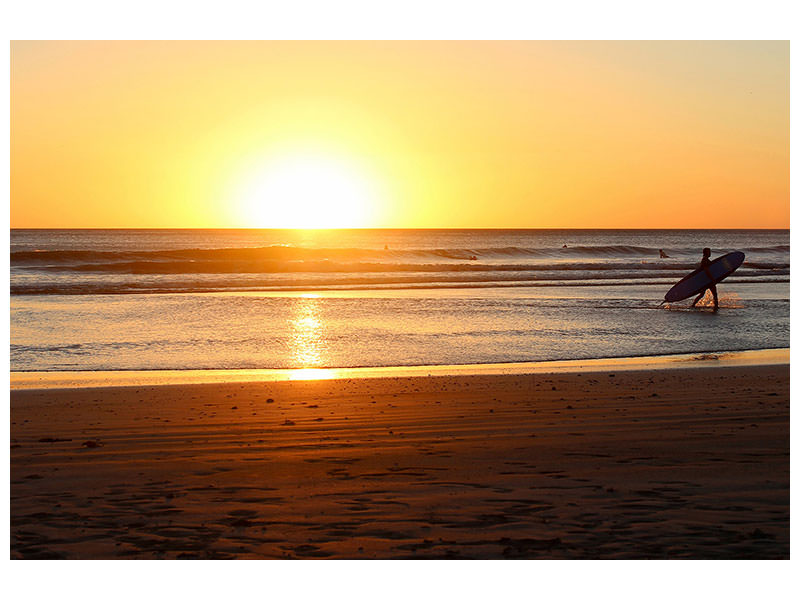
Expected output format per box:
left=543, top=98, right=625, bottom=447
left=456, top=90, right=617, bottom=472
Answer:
left=233, top=152, right=381, bottom=228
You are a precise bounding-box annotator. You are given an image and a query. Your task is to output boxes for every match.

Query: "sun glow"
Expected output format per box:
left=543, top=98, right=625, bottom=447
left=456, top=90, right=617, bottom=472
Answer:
left=234, top=152, right=381, bottom=228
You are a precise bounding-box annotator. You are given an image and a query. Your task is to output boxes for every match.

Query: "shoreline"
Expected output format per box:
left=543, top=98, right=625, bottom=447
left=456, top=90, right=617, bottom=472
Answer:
left=10, top=347, right=789, bottom=390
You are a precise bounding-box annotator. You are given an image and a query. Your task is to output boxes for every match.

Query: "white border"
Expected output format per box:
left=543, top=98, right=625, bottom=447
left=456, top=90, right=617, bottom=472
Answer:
left=3, top=1, right=798, bottom=40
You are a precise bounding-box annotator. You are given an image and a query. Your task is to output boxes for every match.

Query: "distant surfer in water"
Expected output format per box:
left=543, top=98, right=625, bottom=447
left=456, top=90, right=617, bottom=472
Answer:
left=659, top=249, right=670, bottom=258
left=691, top=247, right=719, bottom=312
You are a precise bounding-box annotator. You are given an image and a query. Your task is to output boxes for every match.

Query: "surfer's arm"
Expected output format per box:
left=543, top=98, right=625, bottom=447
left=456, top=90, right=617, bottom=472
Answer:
left=702, top=264, right=715, bottom=284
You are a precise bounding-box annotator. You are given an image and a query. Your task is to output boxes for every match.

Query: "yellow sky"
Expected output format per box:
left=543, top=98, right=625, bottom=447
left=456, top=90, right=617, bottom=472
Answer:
left=10, top=41, right=789, bottom=228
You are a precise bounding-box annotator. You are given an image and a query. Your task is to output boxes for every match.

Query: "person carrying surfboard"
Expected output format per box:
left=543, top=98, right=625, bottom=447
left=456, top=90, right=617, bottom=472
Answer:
left=691, top=247, right=719, bottom=312
left=663, top=249, right=743, bottom=308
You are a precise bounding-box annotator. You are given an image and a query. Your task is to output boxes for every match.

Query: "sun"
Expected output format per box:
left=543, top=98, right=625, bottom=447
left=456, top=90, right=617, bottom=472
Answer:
left=233, top=152, right=380, bottom=228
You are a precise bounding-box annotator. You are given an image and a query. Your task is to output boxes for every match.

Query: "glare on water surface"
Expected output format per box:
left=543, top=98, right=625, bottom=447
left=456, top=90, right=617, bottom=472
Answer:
left=289, top=296, right=327, bottom=369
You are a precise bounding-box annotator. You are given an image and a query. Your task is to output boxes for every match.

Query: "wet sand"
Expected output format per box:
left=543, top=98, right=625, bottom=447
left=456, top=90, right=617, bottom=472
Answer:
left=10, top=365, right=789, bottom=559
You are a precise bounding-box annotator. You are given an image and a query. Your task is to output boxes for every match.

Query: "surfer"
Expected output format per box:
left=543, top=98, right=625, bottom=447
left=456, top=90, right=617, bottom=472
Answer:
left=691, top=247, right=719, bottom=312
left=659, top=249, right=670, bottom=258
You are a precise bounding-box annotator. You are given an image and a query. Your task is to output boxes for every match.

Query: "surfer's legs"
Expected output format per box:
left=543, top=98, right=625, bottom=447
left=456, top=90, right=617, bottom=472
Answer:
left=691, top=286, right=719, bottom=310
left=691, top=289, right=706, bottom=307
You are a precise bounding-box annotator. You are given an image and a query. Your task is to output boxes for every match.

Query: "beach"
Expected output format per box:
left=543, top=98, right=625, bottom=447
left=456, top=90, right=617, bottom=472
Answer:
left=10, top=362, right=789, bottom=559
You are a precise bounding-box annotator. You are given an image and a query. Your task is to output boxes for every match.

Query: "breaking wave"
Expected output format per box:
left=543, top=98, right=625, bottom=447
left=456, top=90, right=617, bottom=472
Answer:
left=11, top=244, right=790, bottom=268
left=11, top=239, right=789, bottom=295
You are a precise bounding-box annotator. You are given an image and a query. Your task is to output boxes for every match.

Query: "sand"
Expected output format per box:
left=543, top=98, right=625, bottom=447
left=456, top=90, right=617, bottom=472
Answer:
left=10, top=364, right=789, bottom=559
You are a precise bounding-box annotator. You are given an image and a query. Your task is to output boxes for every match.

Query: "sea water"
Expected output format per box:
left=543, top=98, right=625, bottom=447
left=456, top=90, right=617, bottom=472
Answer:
left=10, top=229, right=789, bottom=372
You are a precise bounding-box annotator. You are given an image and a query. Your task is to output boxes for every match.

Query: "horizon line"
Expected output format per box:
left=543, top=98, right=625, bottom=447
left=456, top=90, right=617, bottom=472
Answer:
left=9, top=226, right=790, bottom=231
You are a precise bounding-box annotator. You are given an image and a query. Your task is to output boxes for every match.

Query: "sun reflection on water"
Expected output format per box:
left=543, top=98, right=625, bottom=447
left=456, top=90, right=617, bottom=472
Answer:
left=289, top=296, right=327, bottom=369
left=288, top=368, right=335, bottom=381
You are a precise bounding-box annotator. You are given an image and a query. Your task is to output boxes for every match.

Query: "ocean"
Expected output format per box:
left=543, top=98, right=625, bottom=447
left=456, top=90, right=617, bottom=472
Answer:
left=10, top=229, right=789, bottom=372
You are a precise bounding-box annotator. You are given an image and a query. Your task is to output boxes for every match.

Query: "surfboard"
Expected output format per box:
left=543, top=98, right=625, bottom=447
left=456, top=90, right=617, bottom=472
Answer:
left=664, top=251, right=745, bottom=303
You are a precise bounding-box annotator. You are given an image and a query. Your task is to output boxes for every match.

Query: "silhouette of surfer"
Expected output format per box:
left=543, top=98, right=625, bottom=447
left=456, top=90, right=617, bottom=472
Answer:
left=659, top=249, right=669, bottom=258
left=691, top=247, right=719, bottom=312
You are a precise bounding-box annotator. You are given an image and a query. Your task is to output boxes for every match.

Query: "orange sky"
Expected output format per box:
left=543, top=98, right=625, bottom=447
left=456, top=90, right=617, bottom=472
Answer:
left=10, top=41, right=789, bottom=228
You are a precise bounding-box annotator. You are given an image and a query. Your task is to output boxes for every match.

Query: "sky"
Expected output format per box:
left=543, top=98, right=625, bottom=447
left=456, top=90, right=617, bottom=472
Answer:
left=10, top=40, right=789, bottom=229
